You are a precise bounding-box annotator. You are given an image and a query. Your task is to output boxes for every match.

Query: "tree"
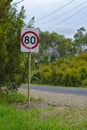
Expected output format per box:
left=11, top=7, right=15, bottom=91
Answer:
left=0, top=0, right=12, bottom=20
left=73, top=27, right=86, bottom=54
left=0, top=0, right=26, bottom=91
left=49, top=32, right=73, bottom=58
left=32, top=31, right=73, bottom=64
left=0, top=0, right=12, bottom=87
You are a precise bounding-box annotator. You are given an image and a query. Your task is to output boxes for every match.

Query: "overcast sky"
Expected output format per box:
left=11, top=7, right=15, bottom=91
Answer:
left=13, top=0, right=87, bottom=39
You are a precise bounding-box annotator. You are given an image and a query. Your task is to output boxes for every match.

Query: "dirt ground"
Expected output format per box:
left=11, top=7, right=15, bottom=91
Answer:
left=18, top=88, right=87, bottom=109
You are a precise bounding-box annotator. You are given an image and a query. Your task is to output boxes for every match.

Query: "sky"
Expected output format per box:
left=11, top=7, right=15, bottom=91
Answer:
left=12, top=0, right=87, bottom=39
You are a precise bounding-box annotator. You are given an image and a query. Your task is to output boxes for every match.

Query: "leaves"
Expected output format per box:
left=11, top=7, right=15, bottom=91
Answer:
left=0, top=0, right=26, bottom=90
left=32, top=53, right=87, bottom=87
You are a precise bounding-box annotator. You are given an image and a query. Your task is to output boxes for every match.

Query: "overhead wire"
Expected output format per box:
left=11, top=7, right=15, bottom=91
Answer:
left=53, top=14, right=87, bottom=34
left=37, top=1, right=87, bottom=26
left=46, top=4, right=87, bottom=30
left=36, top=0, right=75, bottom=22
left=68, top=13, right=87, bottom=26
left=11, top=0, right=87, bottom=37
left=48, top=9, right=87, bottom=37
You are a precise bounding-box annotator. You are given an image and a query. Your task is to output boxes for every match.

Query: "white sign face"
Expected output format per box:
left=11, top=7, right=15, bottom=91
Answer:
left=21, top=28, right=39, bottom=53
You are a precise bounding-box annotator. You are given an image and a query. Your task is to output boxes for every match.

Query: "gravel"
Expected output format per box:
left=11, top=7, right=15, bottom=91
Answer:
left=19, top=88, right=87, bottom=107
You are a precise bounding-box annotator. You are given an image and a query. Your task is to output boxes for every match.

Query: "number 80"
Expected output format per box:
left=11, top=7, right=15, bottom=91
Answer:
left=24, top=36, right=36, bottom=44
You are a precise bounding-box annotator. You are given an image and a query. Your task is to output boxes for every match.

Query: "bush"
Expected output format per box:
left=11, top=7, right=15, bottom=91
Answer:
left=31, top=71, right=41, bottom=83
left=63, top=69, right=70, bottom=86
left=0, top=91, right=27, bottom=104
left=32, top=53, right=87, bottom=87
left=69, top=69, right=80, bottom=87
left=55, top=68, right=64, bottom=86
left=7, top=93, right=27, bottom=103
left=79, top=66, right=87, bottom=80
left=40, top=65, right=52, bottom=84
left=82, top=79, right=87, bottom=87
left=63, top=68, right=81, bottom=87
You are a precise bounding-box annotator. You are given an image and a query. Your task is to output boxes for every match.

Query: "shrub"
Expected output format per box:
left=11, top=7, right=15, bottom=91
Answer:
left=63, top=69, right=80, bottom=87
left=31, top=71, right=41, bottom=83
left=63, top=69, right=70, bottom=86
left=40, top=65, right=52, bottom=84
left=55, top=68, right=64, bottom=86
left=68, top=69, right=80, bottom=87
left=79, top=66, right=87, bottom=80
left=78, top=52, right=87, bottom=61
left=82, top=79, right=87, bottom=87
left=33, top=53, right=87, bottom=87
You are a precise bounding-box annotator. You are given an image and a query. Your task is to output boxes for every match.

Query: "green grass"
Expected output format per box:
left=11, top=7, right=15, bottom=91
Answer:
left=0, top=92, right=87, bottom=130
left=0, top=104, right=87, bottom=130
left=0, top=91, right=43, bottom=104
left=0, top=104, right=39, bottom=130
left=7, top=92, right=28, bottom=103
left=0, top=91, right=28, bottom=104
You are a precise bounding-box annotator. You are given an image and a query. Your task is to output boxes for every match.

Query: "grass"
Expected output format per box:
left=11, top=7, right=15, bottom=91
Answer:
left=0, top=104, right=87, bottom=130
left=0, top=104, right=40, bottom=130
left=0, top=91, right=43, bottom=104
left=0, top=91, right=87, bottom=130
left=30, top=96, right=43, bottom=101
left=0, top=91, right=28, bottom=104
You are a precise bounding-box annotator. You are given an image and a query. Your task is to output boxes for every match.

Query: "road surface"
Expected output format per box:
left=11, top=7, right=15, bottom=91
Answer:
left=21, top=84, right=87, bottom=96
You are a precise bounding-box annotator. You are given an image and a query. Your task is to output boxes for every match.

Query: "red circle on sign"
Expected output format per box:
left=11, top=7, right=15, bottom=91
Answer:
left=21, top=31, right=39, bottom=49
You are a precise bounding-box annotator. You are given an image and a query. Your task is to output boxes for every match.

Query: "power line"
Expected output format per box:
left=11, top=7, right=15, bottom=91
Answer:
left=53, top=15, right=87, bottom=34
left=46, top=11, right=87, bottom=37
left=36, top=0, right=75, bottom=22
left=46, top=4, right=87, bottom=30
left=37, top=1, right=87, bottom=26
left=68, top=13, right=87, bottom=26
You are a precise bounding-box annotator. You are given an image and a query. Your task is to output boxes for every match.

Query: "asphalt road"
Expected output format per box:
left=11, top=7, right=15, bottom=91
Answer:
left=21, top=84, right=87, bottom=96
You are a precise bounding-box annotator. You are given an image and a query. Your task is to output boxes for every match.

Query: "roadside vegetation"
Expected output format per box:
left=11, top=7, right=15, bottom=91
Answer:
left=0, top=1, right=87, bottom=130
left=0, top=91, right=87, bottom=130
left=0, top=91, right=27, bottom=104
left=32, top=53, right=87, bottom=87
left=0, top=1, right=87, bottom=91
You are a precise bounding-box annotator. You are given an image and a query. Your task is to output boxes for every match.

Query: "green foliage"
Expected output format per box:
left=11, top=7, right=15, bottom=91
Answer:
left=74, top=27, right=87, bottom=54
left=54, top=68, right=64, bottom=86
left=0, top=104, right=87, bottom=129
left=0, top=91, right=27, bottom=104
left=39, top=65, right=52, bottom=84
left=82, top=79, right=87, bottom=87
left=34, top=31, right=73, bottom=64
left=34, top=27, right=87, bottom=65
left=32, top=53, right=87, bottom=87
left=0, top=91, right=8, bottom=104
left=31, top=71, right=41, bottom=83
left=1, top=0, right=87, bottom=91
left=0, top=1, right=26, bottom=90
left=7, top=93, right=27, bottom=103
left=66, top=69, right=80, bottom=87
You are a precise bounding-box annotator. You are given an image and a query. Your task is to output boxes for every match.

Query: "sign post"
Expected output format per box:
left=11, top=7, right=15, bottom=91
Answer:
left=21, top=28, right=39, bottom=109
left=28, top=52, right=31, bottom=109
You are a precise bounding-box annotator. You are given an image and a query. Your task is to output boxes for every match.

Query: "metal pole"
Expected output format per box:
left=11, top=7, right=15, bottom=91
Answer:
left=28, top=52, right=31, bottom=109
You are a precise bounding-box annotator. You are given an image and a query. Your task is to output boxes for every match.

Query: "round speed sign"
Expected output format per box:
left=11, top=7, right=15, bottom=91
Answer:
left=21, top=31, right=39, bottom=50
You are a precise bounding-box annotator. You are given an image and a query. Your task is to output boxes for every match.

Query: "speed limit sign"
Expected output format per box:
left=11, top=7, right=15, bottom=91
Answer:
left=21, top=28, right=39, bottom=52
